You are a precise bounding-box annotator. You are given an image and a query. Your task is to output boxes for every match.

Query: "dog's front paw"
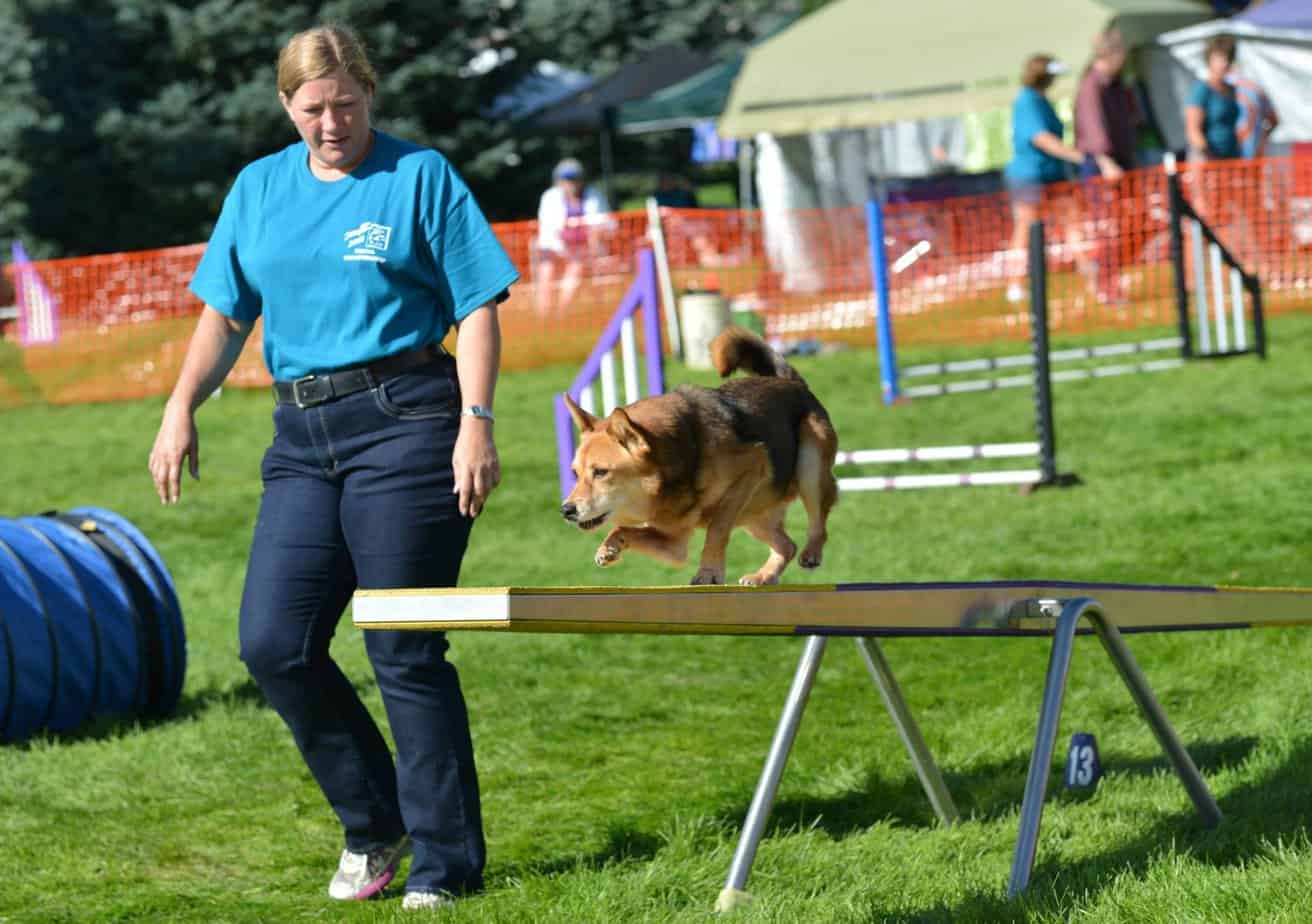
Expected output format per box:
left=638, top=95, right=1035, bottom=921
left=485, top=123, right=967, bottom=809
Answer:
left=595, top=542, right=623, bottom=568
left=691, top=567, right=725, bottom=585
left=739, top=570, right=780, bottom=586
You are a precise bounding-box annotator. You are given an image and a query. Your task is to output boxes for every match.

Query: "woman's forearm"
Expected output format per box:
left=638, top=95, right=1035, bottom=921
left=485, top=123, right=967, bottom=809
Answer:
left=169, top=306, right=253, bottom=413
left=455, top=302, right=501, bottom=413
left=1184, top=107, right=1208, bottom=152
left=1031, top=131, right=1084, bottom=166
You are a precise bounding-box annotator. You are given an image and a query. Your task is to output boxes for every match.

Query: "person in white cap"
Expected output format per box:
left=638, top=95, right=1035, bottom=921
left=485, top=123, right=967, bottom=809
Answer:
left=533, top=158, right=611, bottom=314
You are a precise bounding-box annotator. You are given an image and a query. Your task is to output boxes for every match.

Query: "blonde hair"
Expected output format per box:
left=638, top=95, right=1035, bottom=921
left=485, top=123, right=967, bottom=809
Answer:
left=277, top=24, right=377, bottom=99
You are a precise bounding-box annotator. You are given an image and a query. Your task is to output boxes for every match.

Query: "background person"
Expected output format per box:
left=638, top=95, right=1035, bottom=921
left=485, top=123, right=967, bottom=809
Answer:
left=1003, top=54, right=1085, bottom=303
left=1073, top=28, right=1139, bottom=304
left=1074, top=27, right=1136, bottom=182
left=1185, top=34, right=1243, bottom=161
left=533, top=158, right=610, bottom=314
left=1231, top=65, right=1279, bottom=161
left=147, top=23, right=517, bottom=912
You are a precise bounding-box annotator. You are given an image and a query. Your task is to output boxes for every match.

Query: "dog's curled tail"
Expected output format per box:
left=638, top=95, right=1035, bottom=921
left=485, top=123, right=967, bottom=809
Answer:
left=710, top=326, right=799, bottom=381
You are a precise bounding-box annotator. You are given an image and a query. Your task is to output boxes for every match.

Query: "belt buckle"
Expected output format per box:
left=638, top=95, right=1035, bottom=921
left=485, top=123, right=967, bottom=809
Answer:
left=291, top=374, right=329, bottom=409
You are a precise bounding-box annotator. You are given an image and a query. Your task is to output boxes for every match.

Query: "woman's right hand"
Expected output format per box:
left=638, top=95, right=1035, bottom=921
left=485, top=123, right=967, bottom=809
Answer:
left=149, top=399, right=199, bottom=505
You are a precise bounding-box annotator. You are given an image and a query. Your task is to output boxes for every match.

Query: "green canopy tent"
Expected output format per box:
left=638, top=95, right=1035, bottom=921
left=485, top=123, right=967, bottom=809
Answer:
left=717, top=0, right=1213, bottom=139
left=616, top=57, right=743, bottom=136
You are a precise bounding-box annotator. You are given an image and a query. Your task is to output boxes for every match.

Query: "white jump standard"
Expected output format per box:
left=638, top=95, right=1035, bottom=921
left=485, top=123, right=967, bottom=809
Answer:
left=354, top=580, right=1312, bottom=911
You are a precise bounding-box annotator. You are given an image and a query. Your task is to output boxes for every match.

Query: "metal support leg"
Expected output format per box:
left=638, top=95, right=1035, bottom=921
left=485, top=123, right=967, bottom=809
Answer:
left=854, top=637, right=959, bottom=827
left=1090, top=614, right=1222, bottom=828
left=1008, top=597, right=1090, bottom=897
left=1007, top=598, right=1221, bottom=898
left=716, top=635, right=827, bottom=912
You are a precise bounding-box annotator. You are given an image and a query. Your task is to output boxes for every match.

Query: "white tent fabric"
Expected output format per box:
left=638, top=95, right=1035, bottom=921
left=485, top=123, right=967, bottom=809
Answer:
left=1147, top=8, right=1312, bottom=150
left=754, top=121, right=970, bottom=294
left=718, top=0, right=1209, bottom=138
left=733, top=0, right=1211, bottom=295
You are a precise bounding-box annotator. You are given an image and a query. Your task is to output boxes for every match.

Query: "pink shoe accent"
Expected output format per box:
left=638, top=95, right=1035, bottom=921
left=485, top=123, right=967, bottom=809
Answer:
left=350, top=864, right=396, bottom=900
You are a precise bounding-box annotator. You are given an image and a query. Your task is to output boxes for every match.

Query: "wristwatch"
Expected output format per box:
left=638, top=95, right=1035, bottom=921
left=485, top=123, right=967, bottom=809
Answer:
left=461, top=405, right=495, bottom=423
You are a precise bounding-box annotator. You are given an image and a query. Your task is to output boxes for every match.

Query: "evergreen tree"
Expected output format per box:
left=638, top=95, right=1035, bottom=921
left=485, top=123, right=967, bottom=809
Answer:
left=0, top=0, right=798, bottom=257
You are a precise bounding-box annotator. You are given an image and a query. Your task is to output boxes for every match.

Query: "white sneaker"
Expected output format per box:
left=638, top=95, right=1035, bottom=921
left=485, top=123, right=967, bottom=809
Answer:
left=327, top=836, right=410, bottom=900
left=402, top=890, right=457, bottom=911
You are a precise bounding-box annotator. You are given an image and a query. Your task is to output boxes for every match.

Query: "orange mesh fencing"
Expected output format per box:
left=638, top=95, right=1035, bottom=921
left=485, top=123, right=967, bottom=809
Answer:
left=2, top=155, right=1310, bottom=408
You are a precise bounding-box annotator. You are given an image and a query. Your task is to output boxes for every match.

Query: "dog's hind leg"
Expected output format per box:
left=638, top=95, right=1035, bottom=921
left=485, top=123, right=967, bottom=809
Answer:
left=739, top=508, right=797, bottom=586
left=797, top=413, right=839, bottom=569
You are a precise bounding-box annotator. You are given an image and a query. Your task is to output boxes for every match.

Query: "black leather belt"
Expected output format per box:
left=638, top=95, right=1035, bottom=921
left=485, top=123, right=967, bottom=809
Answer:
left=273, top=344, right=446, bottom=408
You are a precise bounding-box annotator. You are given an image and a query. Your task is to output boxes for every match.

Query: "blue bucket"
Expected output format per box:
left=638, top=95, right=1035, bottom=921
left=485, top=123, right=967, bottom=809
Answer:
left=0, top=510, right=185, bottom=742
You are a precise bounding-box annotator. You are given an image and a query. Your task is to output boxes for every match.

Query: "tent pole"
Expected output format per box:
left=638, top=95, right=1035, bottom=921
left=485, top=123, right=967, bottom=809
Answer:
left=600, top=105, right=617, bottom=204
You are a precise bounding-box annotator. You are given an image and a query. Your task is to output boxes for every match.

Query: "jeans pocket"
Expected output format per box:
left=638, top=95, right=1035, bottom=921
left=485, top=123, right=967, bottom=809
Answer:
left=373, top=363, right=460, bottom=420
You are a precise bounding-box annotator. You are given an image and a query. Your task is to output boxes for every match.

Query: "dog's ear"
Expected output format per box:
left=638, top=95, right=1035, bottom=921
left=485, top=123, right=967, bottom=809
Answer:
left=564, top=393, right=599, bottom=432
left=607, top=408, right=650, bottom=456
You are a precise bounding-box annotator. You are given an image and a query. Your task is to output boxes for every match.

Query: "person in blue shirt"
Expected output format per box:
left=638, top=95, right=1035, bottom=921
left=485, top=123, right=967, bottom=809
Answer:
left=1003, top=54, right=1086, bottom=302
left=148, top=25, right=517, bottom=912
left=1185, top=35, right=1242, bottom=161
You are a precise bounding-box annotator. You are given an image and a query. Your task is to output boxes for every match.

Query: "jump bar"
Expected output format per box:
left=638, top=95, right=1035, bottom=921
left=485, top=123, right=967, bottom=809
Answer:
left=837, top=469, right=1042, bottom=491
left=352, top=581, right=1312, bottom=636
left=902, top=337, right=1183, bottom=379
left=835, top=442, right=1039, bottom=465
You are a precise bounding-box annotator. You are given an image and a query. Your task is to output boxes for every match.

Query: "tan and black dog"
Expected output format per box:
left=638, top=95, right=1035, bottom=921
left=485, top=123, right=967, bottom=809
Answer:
left=560, top=327, right=838, bottom=586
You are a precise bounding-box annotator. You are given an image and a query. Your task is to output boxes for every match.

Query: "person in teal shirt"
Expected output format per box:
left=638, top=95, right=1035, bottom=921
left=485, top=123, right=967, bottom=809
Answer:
left=149, top=24, right=516, bottom=911
left=1003, top=54, right=1085, bottom=302
left=1186, top=35, right=1242, bottom=161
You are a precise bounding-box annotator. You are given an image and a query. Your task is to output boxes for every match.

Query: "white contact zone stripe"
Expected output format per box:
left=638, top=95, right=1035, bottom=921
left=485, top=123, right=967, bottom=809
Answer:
left=838, top=469, right=1042, bottom=491
left=354, top=593, right=509, bottom=625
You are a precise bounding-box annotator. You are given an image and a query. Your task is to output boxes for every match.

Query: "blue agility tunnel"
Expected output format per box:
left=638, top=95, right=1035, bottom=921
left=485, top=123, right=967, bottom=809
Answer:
left=0, top=509, right=185, bottom=742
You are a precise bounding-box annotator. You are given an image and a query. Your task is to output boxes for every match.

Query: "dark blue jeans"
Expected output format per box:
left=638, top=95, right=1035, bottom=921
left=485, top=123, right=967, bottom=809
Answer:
left=238, top=353, right=484, bottom=895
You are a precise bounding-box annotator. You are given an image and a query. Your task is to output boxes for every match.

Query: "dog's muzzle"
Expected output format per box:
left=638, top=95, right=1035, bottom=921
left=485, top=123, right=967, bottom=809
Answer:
left=560, top=502, right=607, bottom=530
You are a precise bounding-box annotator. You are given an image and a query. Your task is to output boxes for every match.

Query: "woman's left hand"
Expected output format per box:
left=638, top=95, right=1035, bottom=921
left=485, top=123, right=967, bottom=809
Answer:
left=453, top=418, right=500, bottom=518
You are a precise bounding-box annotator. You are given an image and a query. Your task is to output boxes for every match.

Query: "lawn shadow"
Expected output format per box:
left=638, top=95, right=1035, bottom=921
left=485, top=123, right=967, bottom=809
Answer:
left=489, top=823, right=666, bottom=882
left=704, top=735, right=1258, bottom=846
left=3, top=677, right=269, bottom=749
left=478, top=736, right=1264, bottom=914
left=172, top=676, right=268, bottom=719
left=867, top=735, right=1306, bottom=923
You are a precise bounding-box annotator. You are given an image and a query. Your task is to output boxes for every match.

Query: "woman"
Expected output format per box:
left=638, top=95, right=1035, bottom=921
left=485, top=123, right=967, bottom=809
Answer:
left=148, top=24, right=517, bottom=911
left=1003, top=54, right=1085, bottom=302
left=1185, top=35, right=1243, bottom=161
left=533, top=158, right=610, bottom=314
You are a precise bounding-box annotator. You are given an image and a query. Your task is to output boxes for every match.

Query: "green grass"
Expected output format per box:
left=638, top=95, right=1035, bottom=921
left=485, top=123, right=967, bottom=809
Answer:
left=2, top=313, right=1312, bottom=923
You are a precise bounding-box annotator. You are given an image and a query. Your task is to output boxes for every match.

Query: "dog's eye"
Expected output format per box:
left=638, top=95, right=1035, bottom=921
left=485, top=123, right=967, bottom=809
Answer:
left=591, top=467, right=609, bottom=479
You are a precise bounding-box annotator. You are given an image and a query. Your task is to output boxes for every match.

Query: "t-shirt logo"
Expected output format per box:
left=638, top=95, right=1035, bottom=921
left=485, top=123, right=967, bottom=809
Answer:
left=343, top=222, right=393, bottom=263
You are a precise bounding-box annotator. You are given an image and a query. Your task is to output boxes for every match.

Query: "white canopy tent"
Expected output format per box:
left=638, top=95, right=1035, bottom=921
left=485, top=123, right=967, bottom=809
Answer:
left=716, top=0, right=1213, bottom=295
left=718, top=0, right=1210, bottom=139
left=1146, top=0, right=1312, bottom=151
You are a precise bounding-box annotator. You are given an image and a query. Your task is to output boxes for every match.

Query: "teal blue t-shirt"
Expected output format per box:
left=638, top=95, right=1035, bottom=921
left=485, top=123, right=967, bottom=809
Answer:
left=1006, top=87, right=1067, bottom=185
left=1187, top=80, right=1241, bottom=160
left=190, top=131, right=520, bottom=380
